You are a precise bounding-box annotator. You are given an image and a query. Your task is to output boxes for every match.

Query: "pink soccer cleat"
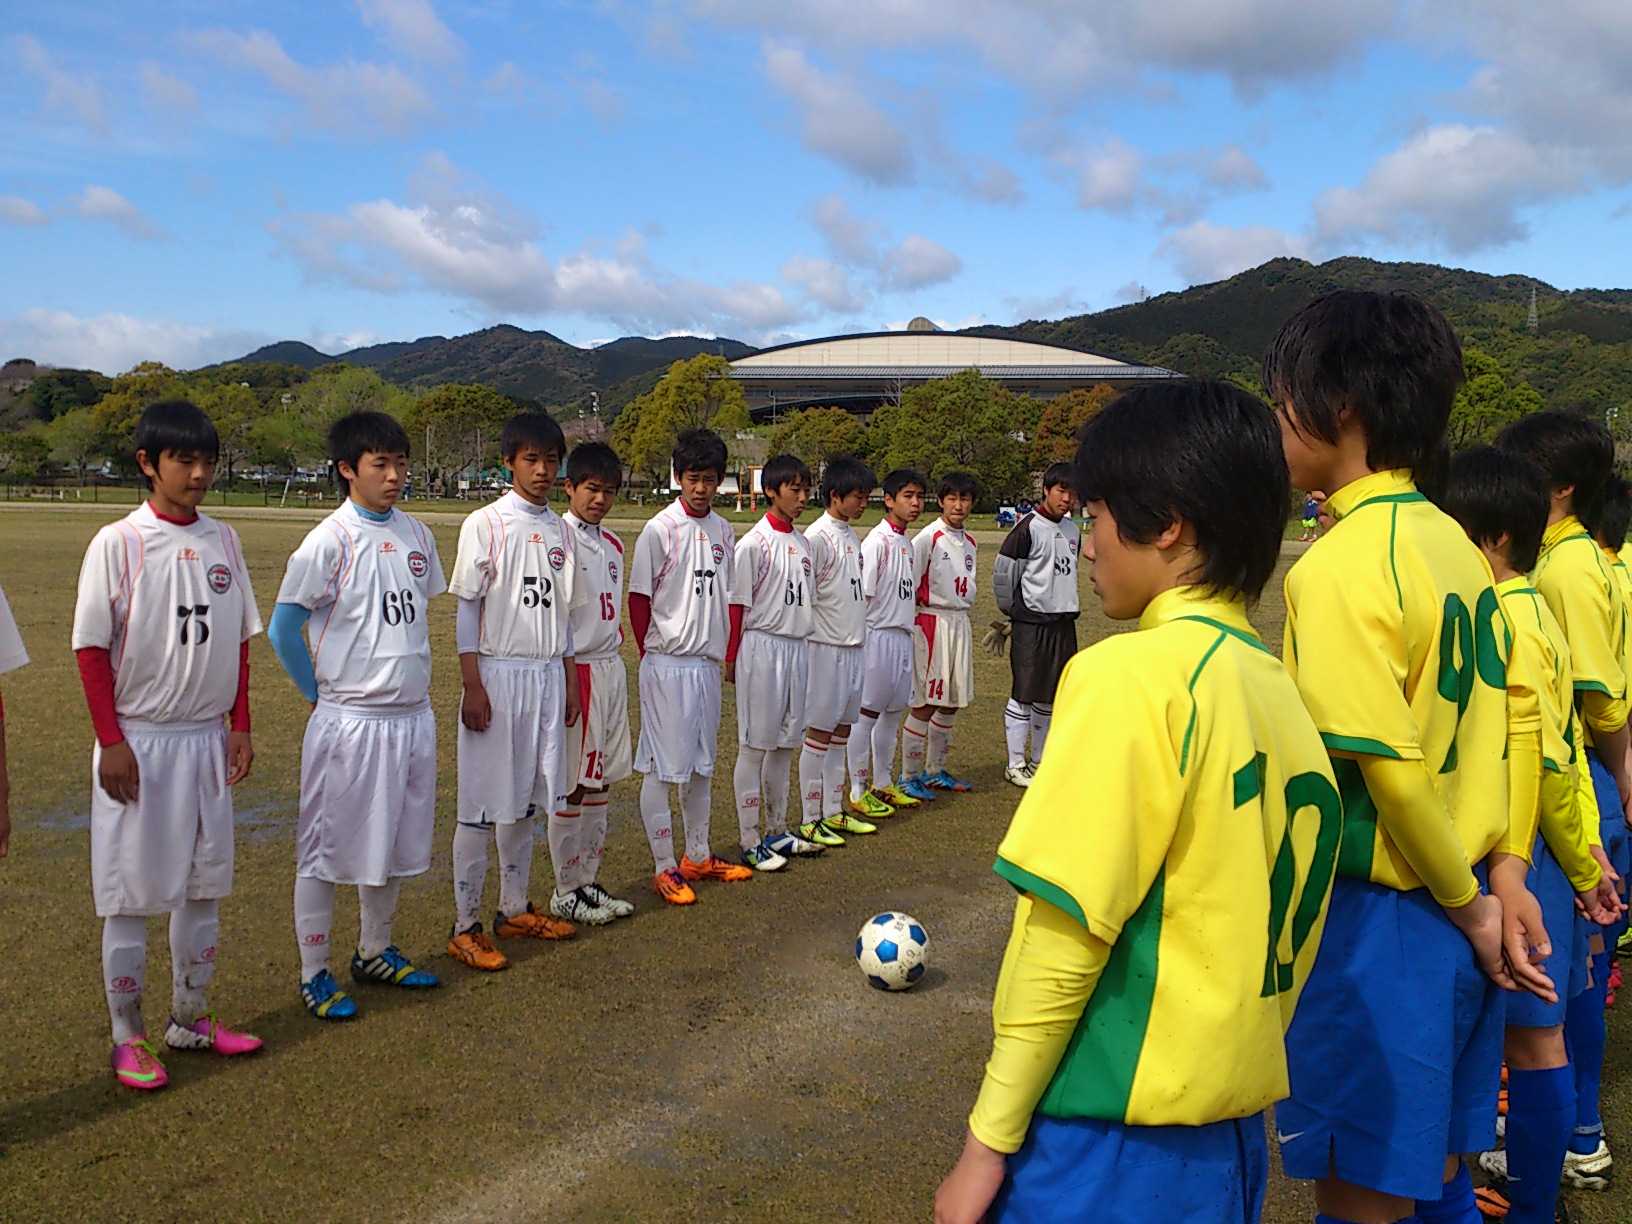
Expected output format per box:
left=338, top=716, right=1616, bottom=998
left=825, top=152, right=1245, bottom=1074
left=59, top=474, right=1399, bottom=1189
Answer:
left=163, top=1012, right=264, bottom=1056
left=111, top=1037, right=169, bottom=1090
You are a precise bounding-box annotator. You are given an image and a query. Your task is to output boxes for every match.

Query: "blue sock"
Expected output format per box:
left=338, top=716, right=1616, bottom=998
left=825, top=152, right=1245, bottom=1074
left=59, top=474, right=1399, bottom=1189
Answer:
left=1414, top=1161, right=1479, bottom=1223
left=1565, top=950, right=1609, bottom=1154
left=1315, top=1216, right=1416, bottom=1224
left=1504, top=1064, right=1572, bottom=1224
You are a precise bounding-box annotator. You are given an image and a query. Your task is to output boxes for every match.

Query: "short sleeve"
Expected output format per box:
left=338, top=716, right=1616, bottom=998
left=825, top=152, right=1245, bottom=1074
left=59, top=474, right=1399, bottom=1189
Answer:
left=730, top=531, right=758, bottom=607
left=70, top=526, right=125, bottom=651
left=222, top=525, right=264, bottom=640
left=859, top=534, right=883, bottom=598
left=629, top=521, right=663, bottom=597
left=276, top=525, right=345, bottom=611
left=719, top=519, right=737, bottom=594
left=565, top=525, right=591, bottom=612
left=447, top=512, right=494, bottom=602
left=0, top=583, right=28, bottom=674
left=995, top=643, right=1184, bottom=945
left=423, top=529, right=448, bottom=598
left=1544, top=552, right=1625, bottom=700
left=912, top=529, right=932, bottom=581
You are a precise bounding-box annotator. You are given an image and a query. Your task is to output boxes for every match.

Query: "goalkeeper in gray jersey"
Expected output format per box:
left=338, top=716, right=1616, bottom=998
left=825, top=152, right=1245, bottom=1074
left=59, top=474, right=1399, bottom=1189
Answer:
left=989, top=463, right=1081, bottom=787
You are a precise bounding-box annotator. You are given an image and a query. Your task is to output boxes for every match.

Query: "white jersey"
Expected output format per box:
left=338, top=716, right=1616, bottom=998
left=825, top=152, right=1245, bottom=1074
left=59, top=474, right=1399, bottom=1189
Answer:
left=276, top=501, right=447, bottom=709
left=732, top=515, right=814, bottom=639
left=914, top=517, right=977, bottom=612
left=861, top=518, right=917, bottom=633
left=565, top=511, right=626, bottom=660
left=628, top=498, right=736, bottom=661
left=1007, top=511, right=1081, bottom=619
left=448, top=493, right=587, bottom=661
left=71, top=504, right=261, bottom=723
left=0, top=581, right=28, bottom=675
left=805, top=513, right=866, bottom=647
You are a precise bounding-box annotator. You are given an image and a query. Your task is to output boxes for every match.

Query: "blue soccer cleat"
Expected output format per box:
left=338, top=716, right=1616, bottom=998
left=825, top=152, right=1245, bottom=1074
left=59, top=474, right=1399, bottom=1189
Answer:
left=898, top=775, right=938, bottom=802
left=301, top=968, right=359, bottom=1020
left=924, top=769, right=972, bottom=793
left=350, top=946, right=440, bottom=989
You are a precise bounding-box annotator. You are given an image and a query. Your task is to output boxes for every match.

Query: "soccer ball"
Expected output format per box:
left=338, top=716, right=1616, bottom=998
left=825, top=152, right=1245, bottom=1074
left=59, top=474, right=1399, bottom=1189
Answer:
left=855, top=911, right=929, bottom=991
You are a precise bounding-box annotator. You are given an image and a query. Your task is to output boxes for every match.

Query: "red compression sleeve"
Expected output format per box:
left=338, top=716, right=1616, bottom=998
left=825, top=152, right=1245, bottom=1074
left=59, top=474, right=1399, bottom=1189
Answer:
left=75, top=647, right=124, bottom=748
left=629, top=592, right=652, bottom=658
left=726, top=604, right=745, bottom=664
left=230, top=639, right=251, bottom=734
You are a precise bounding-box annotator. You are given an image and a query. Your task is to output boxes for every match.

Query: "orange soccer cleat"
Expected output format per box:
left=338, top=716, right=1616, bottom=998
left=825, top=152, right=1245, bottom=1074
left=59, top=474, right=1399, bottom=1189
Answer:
left=653, top=868, right=697, bottom=906
left=679, top=854, right=754, bottom=883
left=494, top=903, right=576, bottom=941
left=447, top=924, right=510, bottom=971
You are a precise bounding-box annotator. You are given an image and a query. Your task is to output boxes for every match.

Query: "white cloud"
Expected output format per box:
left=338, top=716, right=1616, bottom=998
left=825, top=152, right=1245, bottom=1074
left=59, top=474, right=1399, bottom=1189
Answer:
left=1158, top=220, right=1313, bottom=284
left=0, top=195, right=49, bottom=227
left=809, top=193, right=882, bottom=264
left=12, top=34, right=107, bottom=134
left=482, top=61, right=535, bottom=98
left=577, top=78, right=626, bottom=128
left=75, top=185, right=169, bottom=241
left=140, top=61, right=200, bottom=112
left=190, top=28, right=437, bottom=139
left=357, top=0, right=466, bottom=69
left=781, top=256, right=870, bottom=314
left=882, top=234, right=962, bottom=290
left=0, top=309, right=269, bottom=375
left=798, top=193, right=963, bottom=304
left=762, top=42, right=913, bottom=184
left=1202, top=143, right=1266, bottom=192
left=1074, top=138, right=1144, bottom=212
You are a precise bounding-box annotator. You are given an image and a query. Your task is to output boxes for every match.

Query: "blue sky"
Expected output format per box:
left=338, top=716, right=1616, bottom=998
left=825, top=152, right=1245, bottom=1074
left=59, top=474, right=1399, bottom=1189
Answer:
left=2, top=1, right=1629, bottom=373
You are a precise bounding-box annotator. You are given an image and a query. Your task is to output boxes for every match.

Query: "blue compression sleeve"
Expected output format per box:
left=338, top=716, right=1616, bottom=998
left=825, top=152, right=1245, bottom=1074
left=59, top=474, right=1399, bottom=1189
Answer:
left=268, top=602, right=318, bottom=704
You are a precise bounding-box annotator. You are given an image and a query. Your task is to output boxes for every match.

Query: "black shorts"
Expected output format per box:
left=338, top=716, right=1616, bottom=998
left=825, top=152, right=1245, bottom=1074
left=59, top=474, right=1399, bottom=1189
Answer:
left=1009, top=620, right=1078, bottom=705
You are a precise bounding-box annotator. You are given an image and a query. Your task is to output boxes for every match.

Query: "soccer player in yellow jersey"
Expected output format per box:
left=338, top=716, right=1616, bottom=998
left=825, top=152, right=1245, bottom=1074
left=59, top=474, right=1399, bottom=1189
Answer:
left=1265, top=291, right=1553, bottom=1224
left=934, top=381, right=1340, bottom=1224
left=1443, top=447, right=1622, bottom=1224
left=1498, top=412, right=1632, bottom=1192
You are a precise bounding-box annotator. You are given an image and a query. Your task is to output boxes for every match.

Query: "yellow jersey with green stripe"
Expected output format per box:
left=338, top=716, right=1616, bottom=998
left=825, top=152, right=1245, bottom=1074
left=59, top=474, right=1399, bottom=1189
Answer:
left=995, top=587, right=1340, bottom=1126
left=1283, top=469, right=1510, bottom=892
left=1606, top=547, right=1632, bottom=706
left=1532, top=520, right=1626, bottom=732
left=1499, top=579, right=1574, bottom=776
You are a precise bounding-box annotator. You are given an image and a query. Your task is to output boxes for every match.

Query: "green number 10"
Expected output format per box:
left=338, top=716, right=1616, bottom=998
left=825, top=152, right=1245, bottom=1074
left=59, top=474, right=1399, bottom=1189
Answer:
left=1435, top=588, right=1507, bottom=773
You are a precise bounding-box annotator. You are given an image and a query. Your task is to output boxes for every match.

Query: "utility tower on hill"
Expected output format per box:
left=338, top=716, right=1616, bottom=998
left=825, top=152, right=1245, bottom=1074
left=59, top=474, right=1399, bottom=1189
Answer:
left=1527, top=286, right=1539, bottom=333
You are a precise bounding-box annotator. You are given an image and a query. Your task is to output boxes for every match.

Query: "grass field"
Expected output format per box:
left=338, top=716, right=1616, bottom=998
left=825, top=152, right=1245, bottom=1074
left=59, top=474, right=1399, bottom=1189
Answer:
left=0, top=503, right=1626, bottom=1223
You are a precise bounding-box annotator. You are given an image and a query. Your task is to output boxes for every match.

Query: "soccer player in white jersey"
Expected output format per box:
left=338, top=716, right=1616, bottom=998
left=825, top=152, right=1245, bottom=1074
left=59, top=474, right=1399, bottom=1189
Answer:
left=444, top=412, right=586, bottom=973
left=556, top=441, right=637, bottom=923
left=993, top=462, right=1080, bottom=788
left=902, top=471, right=980, bottom=793
left=268, top=411, right=447, bottom=1020
left=629, top=428, right=753, bottom=905
left=71, top=400, right=264, bottom=1090
left=798, top=456, right=887, bottom=844
left=0, top=578, right=27, bottom=862
left=726, top=454, right=822, bottom=870
left=850, top=469, right=932, bottom=810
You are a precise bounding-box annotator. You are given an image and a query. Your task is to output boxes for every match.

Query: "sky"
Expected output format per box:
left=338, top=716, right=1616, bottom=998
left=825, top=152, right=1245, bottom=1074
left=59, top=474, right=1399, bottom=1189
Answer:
left=2, top=1, right=1630, bottom=374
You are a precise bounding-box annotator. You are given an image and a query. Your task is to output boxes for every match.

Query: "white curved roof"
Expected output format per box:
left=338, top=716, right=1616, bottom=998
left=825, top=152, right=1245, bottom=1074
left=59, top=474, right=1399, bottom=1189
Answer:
left=732, top=332, right=1129, bottom=370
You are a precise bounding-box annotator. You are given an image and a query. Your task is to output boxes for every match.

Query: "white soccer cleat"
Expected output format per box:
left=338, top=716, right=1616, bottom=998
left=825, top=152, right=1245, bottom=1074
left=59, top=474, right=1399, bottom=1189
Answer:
left=581, top=881, right=635, bottom=918
left=1563, top=1137, right=1613, bottom=1190
left=549, top=888, right=619, bottom=926
left=1005, top=762, right=1033, bottom=788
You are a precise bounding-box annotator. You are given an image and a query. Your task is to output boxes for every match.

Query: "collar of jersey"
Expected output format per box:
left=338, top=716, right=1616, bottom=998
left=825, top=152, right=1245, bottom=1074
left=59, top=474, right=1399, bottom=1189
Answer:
left=763, top=512, right=794, bottom=533
left=1540, top=514, right=1590, bottom=556
left=1325, top=469, right=1422, bottom=521
left=1495, top=574, right=1536, bottom=597
left=1138, top=586, right=1266, bottom=653
left=346, top=499, right=393, bottom=525
left=506, top=491, right=553, bottom=517
left=884, top=518, right=907, bottom=534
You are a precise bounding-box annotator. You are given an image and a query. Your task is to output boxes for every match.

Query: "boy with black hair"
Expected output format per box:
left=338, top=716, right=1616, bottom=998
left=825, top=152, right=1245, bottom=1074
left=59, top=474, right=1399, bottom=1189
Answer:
left=1497, top=411, right=1631, bottom=1193
left=934, top=381, right=1339, bottom=1224
left=850, top=468, right=930, bottom=812
left=73, top=399, right=263, bottom=1088
left=1268, top=292, right=1551, bottom=1224
left=798, top=456, right=884, bottom=839
left=444, top=411, right=584, bottom=972
left=1442, top=447, right=1619, bottom=1224
left=903, top=470, right=980, bottom=793
left=629, top=427, right=752, bottom=904
left=269, top=410, right=446, bottom=1020
left=727, top=453, right=824, bottom=869
left=992, top=461, right=1080, bottom=788
left=558, top=441, right=637, bottom=922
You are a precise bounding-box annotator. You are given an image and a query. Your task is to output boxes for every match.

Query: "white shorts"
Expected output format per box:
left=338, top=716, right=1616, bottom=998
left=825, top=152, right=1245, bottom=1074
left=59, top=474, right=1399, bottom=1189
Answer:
left=913, top=609, right=974, bottom=709
left=635, top=653, right=722, bottom=783
left=572, top=654, right=633, bottom=788
left=736, top=630, right=808, bottom=750
left=862, top=627, right=914, bottom=713
left=91, top=719, right=233, bottom=917
left=804, top=641, right=865, bottom=731
left=299, top=700, right=436, bottom=886
left=458, top=656, right=566, bottom=824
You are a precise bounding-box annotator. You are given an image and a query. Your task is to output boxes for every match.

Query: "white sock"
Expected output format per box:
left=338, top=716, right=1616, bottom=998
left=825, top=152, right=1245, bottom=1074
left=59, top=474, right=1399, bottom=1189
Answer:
left=798, top=737, right=828, bottom=827
left=639, top=774, right=678, bottom=873
left=580, top=792, right=610, bottom=889
left=547, top=804, right=581, bottom=899
left=849, top=712, right=876, bottom=800
left=294, top=876, right=337, bottom=980
left=452, top=822, right=490, bottom=932
left=734, top=746, right=767, bottom=851
left=357, top=879, right=401, bottom=961
left=926, top=713, right=956, bottom=775
left=1029, top=703, right=1053, bottom=763
left=495, top=818, right=535, bottom=917
left=873, top=707, right=905, bottom=787
left=763, top=747, right=794, bottom=836
left=1004, top=699, right=1031, bottom=768
left=902, top=712, right=929, bottom=779
left=678, top=772, right=713, bottom=863
left=103, top=914, right=147, bottom=1043
left=825, top=730, right=850, bottom=818
left=169, top=898, right=218, bottom=1026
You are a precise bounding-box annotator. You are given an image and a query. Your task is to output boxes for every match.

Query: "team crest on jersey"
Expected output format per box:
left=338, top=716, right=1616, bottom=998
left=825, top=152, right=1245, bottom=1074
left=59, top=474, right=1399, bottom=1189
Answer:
left=964, top=553, right=975, bottom=572
left=711, top=543, right=725, bottom=565
left=548, top=545, right=566, bottom=571
left=801, top=556, right=812, bottom=578
left=609, top=561, right=619, bottom=584
left=407, top=550, right=429, bottom=578
left=206, top=563, right=233, bottom=594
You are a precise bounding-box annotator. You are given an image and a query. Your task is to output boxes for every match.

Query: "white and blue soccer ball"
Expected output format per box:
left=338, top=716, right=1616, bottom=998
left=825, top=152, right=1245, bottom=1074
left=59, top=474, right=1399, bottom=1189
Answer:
left=855, top=911, right=929, bottom=991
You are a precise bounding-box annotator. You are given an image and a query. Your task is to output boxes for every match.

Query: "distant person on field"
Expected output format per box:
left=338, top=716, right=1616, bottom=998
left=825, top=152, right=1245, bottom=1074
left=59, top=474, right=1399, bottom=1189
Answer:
left=0, top=578, right=26, bottom=861
left=72, top=399, right=264, bottom=1090
left=1299, top=492, right=1321, bottom=542
left=934, top=381, right=1339, bottom=1224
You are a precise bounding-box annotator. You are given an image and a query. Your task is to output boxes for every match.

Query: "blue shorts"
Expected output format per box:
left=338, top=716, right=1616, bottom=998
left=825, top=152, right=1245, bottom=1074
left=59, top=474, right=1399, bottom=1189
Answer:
left=1279, top=874, right=1505, bottom=1200
left=1508, top=834, right=1592, bottom=1027
left=991, top=1112, right=1267, bottom=1224
left=1586, top=751, right=1629, bottom=947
